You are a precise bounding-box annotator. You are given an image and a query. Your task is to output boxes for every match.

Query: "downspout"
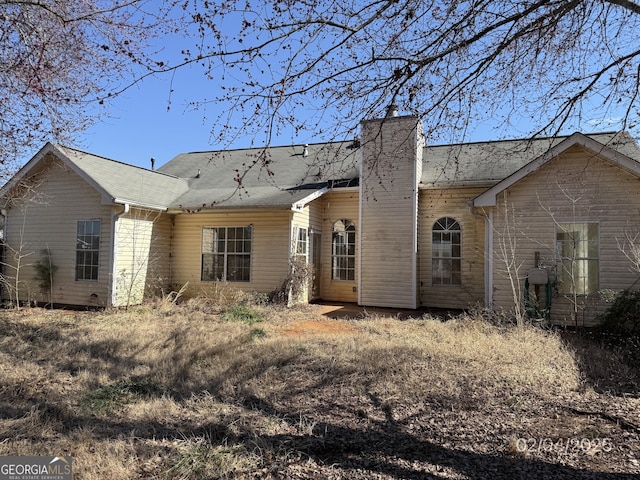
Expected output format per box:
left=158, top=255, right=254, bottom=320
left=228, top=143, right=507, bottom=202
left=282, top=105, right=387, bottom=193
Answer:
left=470, top=203, right=494, bottom=309
left=486, top=209, right=494, bottom=309
left=109, top=203, right=130, bottom=307
left=0, top=209, right=6, bottom=294
left=357, top=151, right=363, bottom=306
left=412, top=128, right=423, bottom=310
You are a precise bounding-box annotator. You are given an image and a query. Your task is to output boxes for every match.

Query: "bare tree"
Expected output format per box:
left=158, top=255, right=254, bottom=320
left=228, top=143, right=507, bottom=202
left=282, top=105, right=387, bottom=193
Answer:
left=0, top=0, right=171, bottom=172
left=140, top=0, right=640, bottom=152
left=113, top=208, right=164, bottom=309
left=0, top=176, right=48, bottom=308
left=0, top=208, right=35, bottom=309
left=492, top=195, right=527, bottom=326
left=617, top=223, right=640, bottom=275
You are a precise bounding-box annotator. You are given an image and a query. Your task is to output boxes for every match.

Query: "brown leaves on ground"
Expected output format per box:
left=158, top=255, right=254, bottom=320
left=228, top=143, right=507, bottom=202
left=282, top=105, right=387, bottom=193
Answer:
left=0, top=303, right=638, bottom=479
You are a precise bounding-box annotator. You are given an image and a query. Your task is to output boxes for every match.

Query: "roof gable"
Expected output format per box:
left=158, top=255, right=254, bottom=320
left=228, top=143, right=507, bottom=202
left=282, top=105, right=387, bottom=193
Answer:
left=420, top=131, right=639, bottom=187
left=0, top=143, right=189, bottom=210
left=473, top=132, right=640, bottom=207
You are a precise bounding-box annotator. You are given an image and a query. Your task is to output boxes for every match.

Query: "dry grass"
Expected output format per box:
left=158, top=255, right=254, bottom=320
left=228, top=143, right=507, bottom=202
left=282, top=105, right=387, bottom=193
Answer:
left=0, top=302, right=638, bottom=479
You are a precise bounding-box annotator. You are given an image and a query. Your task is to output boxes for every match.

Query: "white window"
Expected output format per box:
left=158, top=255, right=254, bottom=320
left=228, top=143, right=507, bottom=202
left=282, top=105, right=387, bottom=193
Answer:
left=76, top=220, right=100, bottom=281
left=201, top=226, right=252, bottom=282
left=295, top=227, right=308, bottom=261
left=332, top=219, right=355, bottom=281
left=432, top=217, right=461, bottom=285
left=556, top=223, right=599, bottom=295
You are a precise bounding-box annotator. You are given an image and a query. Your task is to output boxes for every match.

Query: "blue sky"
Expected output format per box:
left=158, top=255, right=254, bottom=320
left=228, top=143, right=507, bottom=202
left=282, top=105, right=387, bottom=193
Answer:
left=75, top=72, right=625, bottom=172
left=14, top=2, right=630, bottom=172
left=80, top=71, right=215, bottom=170
left=57, top=64, right=627, bottom=173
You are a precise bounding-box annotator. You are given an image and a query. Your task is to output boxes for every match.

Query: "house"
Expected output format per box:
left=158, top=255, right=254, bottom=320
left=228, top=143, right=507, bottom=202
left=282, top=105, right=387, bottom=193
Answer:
left=2, top=111, right=640, bottom=327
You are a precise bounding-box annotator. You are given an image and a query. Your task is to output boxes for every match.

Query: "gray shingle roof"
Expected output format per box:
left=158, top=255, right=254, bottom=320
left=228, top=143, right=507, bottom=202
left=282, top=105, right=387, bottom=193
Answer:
left=7, top=132, right=637, bottom=211
left=157, top=141, right=360, bottom=208
left=421, top=131, right=640, bottom=187
left=156, top=131, right=640, bottom=209
left=55, top=145, right=189, bottom=209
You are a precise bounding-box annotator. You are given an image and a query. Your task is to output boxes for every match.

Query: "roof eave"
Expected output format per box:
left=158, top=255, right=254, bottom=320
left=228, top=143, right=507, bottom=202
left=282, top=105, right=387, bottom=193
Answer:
left=166, top=203, right=296, bottom=214
left=292, top=187, right=330, bottom=211
left=0, top=142, right=61, bottom=198
left=112, top=198, right=168, bottom=212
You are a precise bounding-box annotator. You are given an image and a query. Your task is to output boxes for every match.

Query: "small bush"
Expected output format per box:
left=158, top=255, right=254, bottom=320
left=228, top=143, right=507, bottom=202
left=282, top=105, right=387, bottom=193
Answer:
left=81, top=384, right=128, bottom=414
left=249, top=327, right=267, bottom=339
left=81, top=380, right=162, bottom=414
left=597, top=289, right=640, bottom=334
left=166, top=438, right=254, bottom=480
left=223, top=303, right=263, bottom=325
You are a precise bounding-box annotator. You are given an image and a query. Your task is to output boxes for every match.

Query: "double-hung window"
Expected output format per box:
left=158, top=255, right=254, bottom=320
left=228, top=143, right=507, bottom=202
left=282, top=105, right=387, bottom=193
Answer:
left=295, top=227, right=308, bottom=262
left=76, top=220, right=100, bottom=281
left=556, top=223, right=599, bottom=295
left=201, top=226, right=252, bottom=282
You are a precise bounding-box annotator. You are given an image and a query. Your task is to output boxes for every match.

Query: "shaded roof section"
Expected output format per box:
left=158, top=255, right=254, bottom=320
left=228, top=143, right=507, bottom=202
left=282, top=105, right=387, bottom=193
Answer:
left=157, top=141, right=360, bottom=208
left=421, top=131, right=640, bottom=187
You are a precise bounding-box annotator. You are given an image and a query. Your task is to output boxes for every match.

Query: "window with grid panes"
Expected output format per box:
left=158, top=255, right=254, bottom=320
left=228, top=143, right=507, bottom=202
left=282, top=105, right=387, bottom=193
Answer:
left=76, top=220, right=100, bottom=281
left=332, top=219, right=355, bottom=281
left=201, top=226, right=252, bottom=282
left=432, top=217, right=461, bottom=285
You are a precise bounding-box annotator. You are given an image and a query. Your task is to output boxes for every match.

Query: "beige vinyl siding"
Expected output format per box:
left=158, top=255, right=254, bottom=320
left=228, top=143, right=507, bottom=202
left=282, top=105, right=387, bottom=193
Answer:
left=419, top=187, right=486, bottom=309
left=2, top=153, right=112, bottom=306
left=290, top=207, right=310, bottom=302
left=290, top=201, right=323, bottom=238
left=171, top=209, right=291, bottom=295
left=291, top=206, right=310, bottom=254
left=149, top=213, right=173, bottom=293
left=291, top=202, right=323, bottom=301
left=359, top=116, right=421, bottom=308
left=308, top=200, right=323, bottom=299
left=113, top=208, right=171, bottom=306
left=321, top=190, right=359, bottom=302
left=489, top=145, right=640, bottom=327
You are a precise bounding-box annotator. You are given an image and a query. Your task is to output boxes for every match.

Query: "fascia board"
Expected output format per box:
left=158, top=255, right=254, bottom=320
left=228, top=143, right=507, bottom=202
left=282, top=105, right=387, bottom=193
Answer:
left=111, top=197, right=168, bottom=211
left=291, top=187, right=330, bottom=211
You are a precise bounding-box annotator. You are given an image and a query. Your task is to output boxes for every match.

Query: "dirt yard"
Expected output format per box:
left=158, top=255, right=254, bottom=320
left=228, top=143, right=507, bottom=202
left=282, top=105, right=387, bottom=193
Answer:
left=0, top=302, right=638, bottom=479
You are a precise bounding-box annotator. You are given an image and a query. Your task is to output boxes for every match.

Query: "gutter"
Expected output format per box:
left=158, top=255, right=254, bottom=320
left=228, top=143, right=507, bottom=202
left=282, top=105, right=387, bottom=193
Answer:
left=469, top=203, right=494, bottom=309
left=486, top=210, right=494, bottom=308
left=165, top=204, right=295, bottom=214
